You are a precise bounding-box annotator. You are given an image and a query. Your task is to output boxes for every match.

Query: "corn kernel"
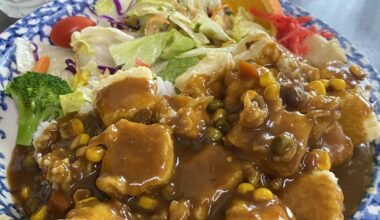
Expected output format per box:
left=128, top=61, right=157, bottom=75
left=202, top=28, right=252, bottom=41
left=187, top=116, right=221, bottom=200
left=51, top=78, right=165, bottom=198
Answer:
left=212, top=109, right=227, bottom=122
left=70, top=134, right=90, bottom=150
left=85, top=146, right=106, bottom=163
left=329, top=79, right=346, bottom=91
left=237, top=183, right=255, bottom=194
left=60, top=119, right=85, bottom=139
left=30, top=205, right=48, bottom=220
left=264, top=84, right=280, bottom=101
left=259, top=70, right=276, bottom=87
left=69, top=119, right=85, bottom=136
left=240, top=90, right=257, bottom=103
left=138, top=196, right=158, bottom=210
left=319, top=79, right=329, bottom=88
left=20, top=186, right=30, bottom=200
left=308, top=80, right=326, bottom=96
left=349, top=64, right=365, bottom=79
left=252, top=187, right=273, bottom=202
left=313, top=149, right=331, bottom=171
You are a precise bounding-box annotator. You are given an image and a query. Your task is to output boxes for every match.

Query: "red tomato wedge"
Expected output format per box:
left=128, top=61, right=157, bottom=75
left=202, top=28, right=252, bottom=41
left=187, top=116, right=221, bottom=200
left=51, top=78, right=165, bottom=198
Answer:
left=50, top=16, right=96, bottom=48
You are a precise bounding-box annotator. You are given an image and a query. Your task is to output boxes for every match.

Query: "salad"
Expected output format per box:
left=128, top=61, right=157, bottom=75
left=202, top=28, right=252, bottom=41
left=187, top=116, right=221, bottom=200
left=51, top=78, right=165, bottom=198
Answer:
left=4, top=0, right=380, bottom=219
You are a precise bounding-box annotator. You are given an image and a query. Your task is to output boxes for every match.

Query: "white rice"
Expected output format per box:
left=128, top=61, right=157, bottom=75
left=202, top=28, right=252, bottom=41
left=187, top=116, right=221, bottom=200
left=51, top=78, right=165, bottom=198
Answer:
left=156, top=76, right=176, bottom=96
left=32, top=120, right=57, bottom=148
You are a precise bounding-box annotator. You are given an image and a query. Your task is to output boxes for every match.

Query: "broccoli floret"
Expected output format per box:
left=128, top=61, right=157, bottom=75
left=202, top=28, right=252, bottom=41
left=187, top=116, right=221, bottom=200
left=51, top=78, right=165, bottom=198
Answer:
left=5, top=72, right=72, bottom=146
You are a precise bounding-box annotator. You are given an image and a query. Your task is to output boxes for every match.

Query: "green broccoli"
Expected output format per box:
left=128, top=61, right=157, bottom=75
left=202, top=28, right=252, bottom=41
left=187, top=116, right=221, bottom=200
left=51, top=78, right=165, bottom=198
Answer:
left=5, top=72, right=72, bottom=146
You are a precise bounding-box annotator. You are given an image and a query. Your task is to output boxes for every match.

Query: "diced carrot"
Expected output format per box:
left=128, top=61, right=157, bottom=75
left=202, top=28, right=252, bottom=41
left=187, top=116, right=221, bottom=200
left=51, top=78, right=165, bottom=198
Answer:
left=249, top=7, right=334, bottom=55
left=239, top=61, right=260, bottom=79
left=32, top=56, right=50, bottom=73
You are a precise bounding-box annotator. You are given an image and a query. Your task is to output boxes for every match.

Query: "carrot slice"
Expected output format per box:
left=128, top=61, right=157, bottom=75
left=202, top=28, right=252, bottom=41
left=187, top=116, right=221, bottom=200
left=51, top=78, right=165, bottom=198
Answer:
left=32, top=56, right=51, bottom=73
left=250, top=7, right=334, bottom=55
left=239, top=61, right=260, bottom=79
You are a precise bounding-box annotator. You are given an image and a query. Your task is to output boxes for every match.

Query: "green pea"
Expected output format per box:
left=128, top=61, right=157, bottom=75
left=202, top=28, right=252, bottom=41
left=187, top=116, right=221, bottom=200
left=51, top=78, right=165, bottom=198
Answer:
left=272, top=133, right=294, bottom=156
left=208, top=99, right=224, bottom=112
left=205, top=127, right=223, bottom=143
left=215, top=118, right=231, bottom=134
left=212, top=108, right=227, bottom=122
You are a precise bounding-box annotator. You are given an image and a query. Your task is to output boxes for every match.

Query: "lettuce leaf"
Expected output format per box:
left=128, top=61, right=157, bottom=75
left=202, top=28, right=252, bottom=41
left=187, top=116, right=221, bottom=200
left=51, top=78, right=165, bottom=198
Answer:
left=192, top=13, right=232, bottom=42
left=161, top=57, right=199, bottom=82
left=95, top=0, right=134, bottom=17
left=59, top=91, right=86, bottom=115
left=127, top=0, right=175, bottom=17
left=110, top=31, right=171, bottom=68
left=110, top=29, right=196, bottom=68
left=160, top=29, right=196, bottom=60
left=71, top=26, right=134, bottom=68
left=169, top=12, right=210, bottom=45
left=177, top=45, right=236, bottom=58
left=15, top=38, right=35, bottom=73
left=232, top=7, right=265, bottom=42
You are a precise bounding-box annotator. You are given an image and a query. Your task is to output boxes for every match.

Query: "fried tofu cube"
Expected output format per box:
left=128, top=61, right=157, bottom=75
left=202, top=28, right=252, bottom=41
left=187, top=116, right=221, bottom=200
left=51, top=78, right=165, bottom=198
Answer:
left=96, top=68, right=159, bottom=126
left=338, top=90, right=380, bottom=145
left=279, top=170, right=344, bottom=220
left=226, top=198, right=295, bottom=220
left=175, top=145, right=243, bottom=219
left=94, top=119, right=174, bottom=197
left=67, top=199, right=134, bottom=220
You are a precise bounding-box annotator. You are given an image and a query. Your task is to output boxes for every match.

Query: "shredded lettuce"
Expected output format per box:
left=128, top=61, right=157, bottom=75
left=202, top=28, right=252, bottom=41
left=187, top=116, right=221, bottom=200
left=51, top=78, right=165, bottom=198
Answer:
left=160, top=29, right=196, bottom=60
left=59, top=91, right=87, bottom=114
left=192, top=13, right=232, bottom=42
left=110, top=31, right=170, bottom=68
left=169, top=12, right=210, bottom=45
left=182, top=0, right=221, bottom=13
left=127, top=0, right=175, bottom=17
left=71, top=26, right=134, bottom=68
left=177, top=45, right=237, bottom=58
left=95, top=0, right=135, bottom=17
left=110, top=29, right=196, bottom=68
left=161, top=57, right=199, bottom=82
left=232, top=7, right=265, bottom=42
left=15, top=38, right=35, bottom=73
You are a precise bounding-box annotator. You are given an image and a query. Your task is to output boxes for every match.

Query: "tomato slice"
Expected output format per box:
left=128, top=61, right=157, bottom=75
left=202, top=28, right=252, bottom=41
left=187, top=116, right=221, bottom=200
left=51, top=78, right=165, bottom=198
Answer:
left=50, top=16, right=96, bottom=48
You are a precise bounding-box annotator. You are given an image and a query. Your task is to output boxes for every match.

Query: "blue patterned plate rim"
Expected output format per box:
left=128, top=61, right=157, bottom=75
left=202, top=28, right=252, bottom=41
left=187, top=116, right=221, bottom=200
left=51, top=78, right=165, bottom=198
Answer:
left=0, top=0, right=379, bottom=219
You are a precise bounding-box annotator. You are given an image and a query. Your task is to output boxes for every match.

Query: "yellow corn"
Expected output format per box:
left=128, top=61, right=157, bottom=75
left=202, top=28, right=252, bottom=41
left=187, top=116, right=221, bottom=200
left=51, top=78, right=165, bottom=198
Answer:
left=69, top=119, right=85, bottom=136
left=264, top=84, right=280, bottom=101
left=138, top=196, right=158, bottom=210
left=308, top=80, right=326, bottom=96
left=85, top=146, right=106, bottom=163
left=70, top=134, right=90, bottom=150
left=240, top=90, right=257, bottom=103
left=212, top=109, right=227, bottom=122
left=313, top=149, right=332, bottom=171
left=20, top=186, right=30, bottom=200
left=329, top=78, right=346, bottom=91
left=259, top=70, right=276, bottom=87
left=349, top=64, right=365, bottom=79
left=237, top=183, right=255, bottom=194
left=30, top=205, right=48, bottom=220
left=252, top=187, right=274, bottom=202
left=319, top=79, right=329, bottom=88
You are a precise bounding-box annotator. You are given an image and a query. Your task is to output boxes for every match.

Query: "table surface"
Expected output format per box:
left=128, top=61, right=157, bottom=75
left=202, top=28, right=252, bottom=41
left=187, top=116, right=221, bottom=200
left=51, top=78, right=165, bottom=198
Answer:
left=1, top=1, right=379, bottom=71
